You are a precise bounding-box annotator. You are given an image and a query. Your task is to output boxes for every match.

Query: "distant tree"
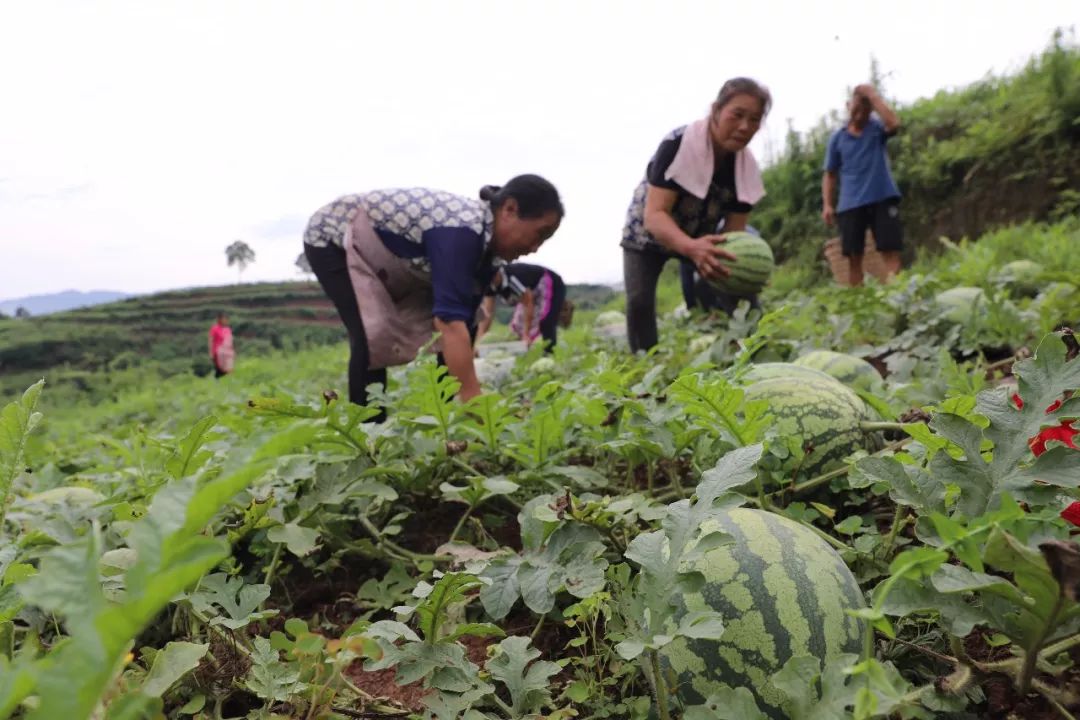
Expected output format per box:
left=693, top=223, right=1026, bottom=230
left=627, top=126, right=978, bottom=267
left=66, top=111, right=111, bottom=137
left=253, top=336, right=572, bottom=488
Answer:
left=226, top=240, right=256, bottom=282
left=14, top=306, right=31, bottom=319
left=295, top=252, right=313, bottom=277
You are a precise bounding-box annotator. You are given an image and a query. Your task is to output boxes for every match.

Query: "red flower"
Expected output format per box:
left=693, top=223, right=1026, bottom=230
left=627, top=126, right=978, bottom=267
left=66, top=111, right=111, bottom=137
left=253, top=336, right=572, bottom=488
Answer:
left=1012, top=393, right=1075, bottom=456
left=1031, top=421, right=1079, bottom=456
left=1062, top=502, right=1080, bottom=527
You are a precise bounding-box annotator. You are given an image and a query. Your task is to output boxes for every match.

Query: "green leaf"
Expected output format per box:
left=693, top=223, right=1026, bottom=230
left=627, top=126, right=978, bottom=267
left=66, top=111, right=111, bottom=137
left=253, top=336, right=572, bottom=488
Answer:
left=684, top=686, right=768, bottom=720
left=188, top=574, right=276, bottom=629
left=876, top=575, right=989, bottom=636
left=410, top=572, right=484, bottom=643
left=365, top=638, right=475, bottom=690
left=853, top=456, right=947, bottom=513
left=245, top=637, right=303, bottom=702
left=565, top=680, right=590, bottom=703
left=614, top=639, right=646, bottom=661
left=930, top=564, right=1026, bottom=606
left=266, top=522, right=321, bottom=557
left=422, top=683, right=493, bottom=719
left=518, top=561, right=558, bottom=615
left=165, top=416, right=217, bottom=480
left=443, top=623, right=506, bottom=644
left=0, top=380, right=45, bottom=527
left=773, top=654, right=860, bottom=718
left=103, top=693, right=162, bottom=720
left=478, top=557, right=522, bottom=620
left=486, top=636, right=561, bottom=717
left=698, top=443, right=765, bottom=496
left=677, top=610, right=726, bottom=641
left=141, top=641, right=209, bottom=698
left=920, top=334, right=1080, bottom=517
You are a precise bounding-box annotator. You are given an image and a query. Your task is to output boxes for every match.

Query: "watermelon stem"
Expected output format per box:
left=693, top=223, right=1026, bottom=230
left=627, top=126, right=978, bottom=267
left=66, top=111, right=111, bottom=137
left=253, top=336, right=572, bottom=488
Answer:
left=646, top=650, right=674, bottom=720
left=1018, top=592, right=1066, bottom=695
left=880, top=505, right=908, bottom=560
left=772, top=438, right=912, bottom=499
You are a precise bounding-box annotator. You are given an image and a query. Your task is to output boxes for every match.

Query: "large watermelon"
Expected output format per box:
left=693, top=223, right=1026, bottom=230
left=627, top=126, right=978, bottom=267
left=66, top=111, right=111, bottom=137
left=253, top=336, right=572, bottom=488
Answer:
left=741, top=362, right=839, bottom=386
left=744, top=377, right=868, bottom=475
left=934, top=286, right=986, bottom=323
left=706, top=231, right=775, bottom=297
left=794, top=351, right=884, bottom=394
left=661, top=508, right=866, bottom=719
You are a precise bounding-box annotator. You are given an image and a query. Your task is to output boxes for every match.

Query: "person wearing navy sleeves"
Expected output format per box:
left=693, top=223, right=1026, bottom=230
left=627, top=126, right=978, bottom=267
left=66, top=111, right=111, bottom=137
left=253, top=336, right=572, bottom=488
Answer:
left=822, top=83, right=903, bottom=286
left=303, top=175, right=563, bottom=417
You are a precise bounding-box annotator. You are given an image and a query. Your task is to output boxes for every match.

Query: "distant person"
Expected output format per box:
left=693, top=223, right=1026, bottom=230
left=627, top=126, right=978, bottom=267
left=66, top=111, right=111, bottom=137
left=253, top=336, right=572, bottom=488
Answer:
left=680, top=222, right=764, bottom=315
left=821, top=83, right=903, bottom=286
left=208, top=313, right=234, bottom=378
left=476, top=263, right=575, bottom=353
left=621, top=77, right=771, bottom=353
left=303, top=176, right=563, bottom=418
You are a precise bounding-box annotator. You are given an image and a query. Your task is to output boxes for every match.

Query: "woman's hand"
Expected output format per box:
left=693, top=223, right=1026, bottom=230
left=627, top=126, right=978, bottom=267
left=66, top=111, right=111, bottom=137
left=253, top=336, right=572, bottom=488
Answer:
left=684, top=234, right=737, bottom=280
left=433, top=318, right=483, bottom=402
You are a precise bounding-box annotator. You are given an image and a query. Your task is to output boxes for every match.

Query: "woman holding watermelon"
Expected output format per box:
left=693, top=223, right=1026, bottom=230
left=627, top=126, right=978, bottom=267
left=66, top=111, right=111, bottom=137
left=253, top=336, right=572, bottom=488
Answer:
left=621, top=77, right=771, bottom=352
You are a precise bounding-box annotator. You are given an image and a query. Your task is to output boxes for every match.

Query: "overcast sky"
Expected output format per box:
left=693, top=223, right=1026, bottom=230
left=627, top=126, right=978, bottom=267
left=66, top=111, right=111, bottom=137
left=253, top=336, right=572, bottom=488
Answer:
left=1, top=1, right=1076, bottom=300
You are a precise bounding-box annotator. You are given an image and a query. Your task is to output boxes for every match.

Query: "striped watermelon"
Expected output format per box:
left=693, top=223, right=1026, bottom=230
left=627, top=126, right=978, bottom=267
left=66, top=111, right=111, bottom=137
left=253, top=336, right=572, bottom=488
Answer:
left=706, top=231, right=774, bottom=297
left=794, top=351, right=884, bottom=394
left=996, top=260, right=1043, bottom=297
left=934, top=286, right=986, bottom=323
left=744, top=377, right=868, bottom=475
left=661, top=508, right=866, bottom=719
left=741, top=362, right=840, bottom=386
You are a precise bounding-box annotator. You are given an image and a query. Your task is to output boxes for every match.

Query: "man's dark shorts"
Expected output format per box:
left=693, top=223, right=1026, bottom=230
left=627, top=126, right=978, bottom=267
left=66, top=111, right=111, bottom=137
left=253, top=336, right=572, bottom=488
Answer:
left=838, top=198, right=903, bottom=256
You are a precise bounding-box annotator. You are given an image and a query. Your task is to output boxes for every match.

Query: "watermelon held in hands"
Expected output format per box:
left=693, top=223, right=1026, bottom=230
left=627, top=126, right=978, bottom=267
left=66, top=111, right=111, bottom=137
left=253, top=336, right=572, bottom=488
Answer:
left=660, top=508, right=867, bottom=719
left=705, top=231, right=775, bottom=297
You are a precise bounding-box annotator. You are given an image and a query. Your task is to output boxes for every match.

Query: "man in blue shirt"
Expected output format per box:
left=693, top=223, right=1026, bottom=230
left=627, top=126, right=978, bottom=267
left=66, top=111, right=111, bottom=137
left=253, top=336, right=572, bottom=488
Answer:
left=821, top=84, right=902, bottom=286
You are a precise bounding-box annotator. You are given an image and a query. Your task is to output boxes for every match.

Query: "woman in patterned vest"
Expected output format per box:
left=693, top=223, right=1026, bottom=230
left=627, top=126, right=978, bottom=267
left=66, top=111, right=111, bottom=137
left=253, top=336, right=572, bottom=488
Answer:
left=303, top=175, right=563, bottom=419
left=620, top=78, right=772, bottom=353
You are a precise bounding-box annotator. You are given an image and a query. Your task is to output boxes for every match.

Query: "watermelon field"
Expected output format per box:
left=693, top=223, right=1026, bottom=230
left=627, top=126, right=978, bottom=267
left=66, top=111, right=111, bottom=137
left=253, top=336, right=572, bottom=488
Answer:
left=2, top=217, right=1079, bottom=720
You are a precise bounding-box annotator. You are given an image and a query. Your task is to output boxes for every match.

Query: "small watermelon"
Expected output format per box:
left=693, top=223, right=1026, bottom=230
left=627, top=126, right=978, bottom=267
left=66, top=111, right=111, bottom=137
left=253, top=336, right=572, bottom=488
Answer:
left=705, top=231, right=775, bottom=297
left=934, top=287, right=986, bottom=323
left=661, top=508, right=867, bottom=719
left=744, top=377, right=868, bottom=475
left=688, top=334, right=718, bottom=354
left=794, top=351, right=884, bottom=394
left=594, top=310, right=626, bottom=328
left=529, top=357, right=557, bottom=374
left=995, top=260, right=1043, bottom=297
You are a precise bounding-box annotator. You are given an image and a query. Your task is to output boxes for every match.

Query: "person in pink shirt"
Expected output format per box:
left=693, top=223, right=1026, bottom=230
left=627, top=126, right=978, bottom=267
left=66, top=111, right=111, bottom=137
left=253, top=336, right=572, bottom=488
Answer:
left=208, top=313, right=235, bottom=378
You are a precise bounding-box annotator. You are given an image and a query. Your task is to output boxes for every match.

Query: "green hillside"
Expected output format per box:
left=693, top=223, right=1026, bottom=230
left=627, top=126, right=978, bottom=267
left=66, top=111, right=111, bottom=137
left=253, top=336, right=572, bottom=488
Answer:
left=0, top=280, right=618, bottom=398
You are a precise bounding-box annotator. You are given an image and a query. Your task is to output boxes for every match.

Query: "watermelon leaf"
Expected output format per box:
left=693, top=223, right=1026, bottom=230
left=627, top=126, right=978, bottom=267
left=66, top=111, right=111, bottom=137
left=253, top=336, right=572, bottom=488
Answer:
left=684, top=686, right=768, bottom=720
left=924, top=332, right=1080, bottom=516
left=485, top=636, right=560, bottom=717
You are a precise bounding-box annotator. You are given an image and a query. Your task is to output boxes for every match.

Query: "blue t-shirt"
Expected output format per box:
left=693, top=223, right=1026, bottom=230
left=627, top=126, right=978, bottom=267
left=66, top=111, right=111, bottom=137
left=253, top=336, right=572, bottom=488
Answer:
left=824, top=118, right=901, bottom=213
left=303, top=189, right=498, bottom=324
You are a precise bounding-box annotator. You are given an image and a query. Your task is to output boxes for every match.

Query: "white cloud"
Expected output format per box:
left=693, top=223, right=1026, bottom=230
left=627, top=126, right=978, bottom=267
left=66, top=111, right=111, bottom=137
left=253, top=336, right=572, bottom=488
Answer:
left=1, top=0, right=1076, bottom=297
